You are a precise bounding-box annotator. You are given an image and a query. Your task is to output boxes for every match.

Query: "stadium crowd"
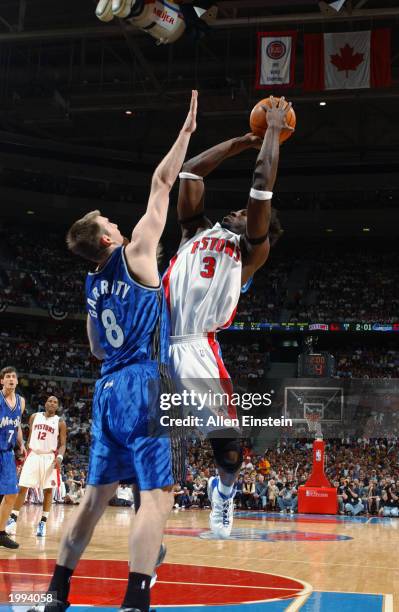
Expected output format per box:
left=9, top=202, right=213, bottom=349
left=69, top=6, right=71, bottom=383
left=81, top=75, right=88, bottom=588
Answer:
left=290, top=251, right=399, bottom=323
left=15, top=357, right=398, bottom=518
left=28, top=434, right=399, bottom=518
left=335, top=346, right=399, bottom=379
left=2, top=229, right=399, bottom=324
left=0, top=229, right=290, bottom=320
left=1, top=168, right=396, bottom=211
left=1, top=230, right=86, bottom=313
left=2, top=228, right=399, bottom=517
left=169, top=437, right=399, bottom=517
left=0, top=335, right=98, bottom=379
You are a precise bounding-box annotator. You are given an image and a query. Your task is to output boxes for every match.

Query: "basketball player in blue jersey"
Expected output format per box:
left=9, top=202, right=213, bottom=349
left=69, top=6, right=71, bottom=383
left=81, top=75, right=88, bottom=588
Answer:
left=31, top=91, right=198, bottom=612
left=0, top=366, right=27, bottom=549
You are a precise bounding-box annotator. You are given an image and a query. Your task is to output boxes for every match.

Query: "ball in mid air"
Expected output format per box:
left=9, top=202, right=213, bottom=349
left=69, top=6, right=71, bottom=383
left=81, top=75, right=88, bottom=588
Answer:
left=250, top=96, right=296, bottom=144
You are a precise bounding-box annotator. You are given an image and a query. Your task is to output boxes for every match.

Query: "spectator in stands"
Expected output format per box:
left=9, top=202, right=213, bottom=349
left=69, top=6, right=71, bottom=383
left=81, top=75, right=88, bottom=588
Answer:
left=359, top=480, right=369, bottom=513
left=64, top=470, right=84, bottom=505
left=253, top=474, right=268, bottom=510
left=174, top=485, right=192, bottom=510
left=379, top=483, right=399, bottom=517
left=367, top=481, right=381, bottom=515
left=235, top=476, right=244, bottom=509
left=192, top=477, right=207, bottom=508
left=242, top=456, right=254, bottom=471
left=257, top=454, right=271, bottom=477
left=109, top=485, right=134, bottom=507
left=277, top=482, right=298, bottom=514
left=267, top=478, right=280, bottom=511
left=343, top=480, right=364, bottom=516
left=242, top=474, right=256, bottom=509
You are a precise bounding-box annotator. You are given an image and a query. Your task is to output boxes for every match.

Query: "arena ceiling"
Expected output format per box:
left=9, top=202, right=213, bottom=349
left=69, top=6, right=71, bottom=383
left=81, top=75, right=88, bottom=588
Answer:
left=0, top=0, right=397, bottom=232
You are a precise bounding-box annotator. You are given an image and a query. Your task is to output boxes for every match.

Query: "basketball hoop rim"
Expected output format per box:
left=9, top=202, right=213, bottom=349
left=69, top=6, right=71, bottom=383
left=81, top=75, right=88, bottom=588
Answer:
left=305, top=414, right=322, bottom=422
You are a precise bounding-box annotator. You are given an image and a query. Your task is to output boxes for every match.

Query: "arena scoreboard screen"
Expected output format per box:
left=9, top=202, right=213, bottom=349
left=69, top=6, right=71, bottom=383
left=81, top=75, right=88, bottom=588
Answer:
left=230, top=321, right=399, bottom=333
left=298, top=352, right=335, bottom=378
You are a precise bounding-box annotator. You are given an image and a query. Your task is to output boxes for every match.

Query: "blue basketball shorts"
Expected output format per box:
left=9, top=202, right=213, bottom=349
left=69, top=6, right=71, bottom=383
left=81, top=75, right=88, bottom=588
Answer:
left=0, top=449, right=18, bottom=495
left=87, top=362, right=183, bottom=490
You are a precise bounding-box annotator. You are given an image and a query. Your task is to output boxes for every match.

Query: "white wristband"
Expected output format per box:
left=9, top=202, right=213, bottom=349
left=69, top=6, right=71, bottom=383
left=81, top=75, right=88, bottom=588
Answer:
left=57, top=454, right=63, bottom=462
left=250, top=188, right=273, bottom=200
left=179, top=172, right=203, bottom=181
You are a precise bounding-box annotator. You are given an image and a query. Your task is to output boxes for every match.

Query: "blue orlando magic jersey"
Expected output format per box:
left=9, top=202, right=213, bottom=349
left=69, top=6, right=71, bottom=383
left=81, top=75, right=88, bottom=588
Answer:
left=85, top=246, right=170, bottom=376
left=0, top=392, right=22, bottom=451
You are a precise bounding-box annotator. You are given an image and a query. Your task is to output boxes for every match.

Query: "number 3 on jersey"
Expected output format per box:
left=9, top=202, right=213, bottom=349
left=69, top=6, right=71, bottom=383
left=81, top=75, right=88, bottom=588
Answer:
left=200, top=256, right=216, bottom=279
left=101, top=308, right=124, bottom=348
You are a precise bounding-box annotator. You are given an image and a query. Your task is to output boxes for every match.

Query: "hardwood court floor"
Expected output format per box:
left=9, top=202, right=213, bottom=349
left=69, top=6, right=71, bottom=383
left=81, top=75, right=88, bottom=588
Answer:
left=0, top=504, right=397, bottom=610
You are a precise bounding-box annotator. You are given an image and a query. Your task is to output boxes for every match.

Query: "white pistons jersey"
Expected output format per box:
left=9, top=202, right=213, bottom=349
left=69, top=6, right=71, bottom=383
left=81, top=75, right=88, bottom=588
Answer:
left=164, top=223, right=242, bottom=335
left=29, top=413, right=60, bottom=454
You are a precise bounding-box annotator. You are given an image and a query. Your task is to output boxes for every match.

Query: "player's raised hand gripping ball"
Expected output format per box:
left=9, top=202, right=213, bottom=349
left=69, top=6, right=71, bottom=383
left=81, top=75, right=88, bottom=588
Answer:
left=250, top=96, right=296, bottom=144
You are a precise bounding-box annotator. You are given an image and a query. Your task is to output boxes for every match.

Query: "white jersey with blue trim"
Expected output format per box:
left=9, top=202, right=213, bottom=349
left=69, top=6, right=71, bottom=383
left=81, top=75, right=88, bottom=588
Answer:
left=163, top=223, right=242, bottom=336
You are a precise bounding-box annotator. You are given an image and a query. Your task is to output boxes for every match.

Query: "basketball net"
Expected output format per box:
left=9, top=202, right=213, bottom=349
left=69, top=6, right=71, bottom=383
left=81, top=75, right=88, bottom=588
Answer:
left=305, top=413, right=323, bottom=440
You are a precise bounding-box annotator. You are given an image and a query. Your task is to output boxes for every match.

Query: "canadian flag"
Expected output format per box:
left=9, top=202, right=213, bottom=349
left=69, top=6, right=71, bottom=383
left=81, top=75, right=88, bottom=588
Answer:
left=304, top=29, right=391, bottom=91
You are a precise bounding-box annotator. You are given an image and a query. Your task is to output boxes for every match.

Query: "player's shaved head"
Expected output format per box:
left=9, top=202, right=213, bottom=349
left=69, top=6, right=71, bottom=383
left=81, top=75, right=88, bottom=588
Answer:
left=45, top=395, right=59, bottom=413
left=46, top=396, right=59, bottom=405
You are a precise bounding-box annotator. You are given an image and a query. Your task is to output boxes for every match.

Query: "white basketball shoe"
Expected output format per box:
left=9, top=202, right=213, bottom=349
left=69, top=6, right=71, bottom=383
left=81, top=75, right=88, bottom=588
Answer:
left=5, top=517, right=16, bottom=536
left=207, top=476, right=235, bottom=539
left=36, top=521, right=47, bottom=537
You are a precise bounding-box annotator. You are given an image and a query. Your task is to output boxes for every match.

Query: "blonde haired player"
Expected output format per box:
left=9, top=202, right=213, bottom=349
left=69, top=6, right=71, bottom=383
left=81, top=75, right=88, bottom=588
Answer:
left=164, top=97, right=292, bottom=537
left=6, top=395, right=67, bottom=538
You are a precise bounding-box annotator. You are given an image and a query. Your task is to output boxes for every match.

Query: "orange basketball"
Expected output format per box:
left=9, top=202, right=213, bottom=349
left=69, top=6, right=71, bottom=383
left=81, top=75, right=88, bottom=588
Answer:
left=250, top=96, right=296, bottom=144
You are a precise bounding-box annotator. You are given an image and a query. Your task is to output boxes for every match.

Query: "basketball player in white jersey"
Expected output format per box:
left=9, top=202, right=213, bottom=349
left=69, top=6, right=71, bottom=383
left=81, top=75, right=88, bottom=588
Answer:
left=6, top=395, right=67, bottom=538
left=164, top=97, right=292, bottom=537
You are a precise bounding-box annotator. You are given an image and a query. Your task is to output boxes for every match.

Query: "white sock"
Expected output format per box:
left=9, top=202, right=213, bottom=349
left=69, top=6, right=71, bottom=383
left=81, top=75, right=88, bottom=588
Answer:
left=218, top=479, right=234, bottom=497
left=42, top=511, right=50, bottom=519
left=13, top=510, right=20, bottom=517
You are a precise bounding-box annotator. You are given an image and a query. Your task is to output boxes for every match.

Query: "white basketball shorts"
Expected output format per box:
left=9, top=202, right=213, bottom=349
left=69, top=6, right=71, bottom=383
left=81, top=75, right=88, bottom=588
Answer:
left=169, top=333, right=238, bottom=436
left=18, top=451, right=59, bottom=489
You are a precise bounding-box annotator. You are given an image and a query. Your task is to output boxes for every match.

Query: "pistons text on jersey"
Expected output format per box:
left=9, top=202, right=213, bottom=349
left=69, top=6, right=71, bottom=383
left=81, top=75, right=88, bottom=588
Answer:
left=191, top=237, right=241, bottom=262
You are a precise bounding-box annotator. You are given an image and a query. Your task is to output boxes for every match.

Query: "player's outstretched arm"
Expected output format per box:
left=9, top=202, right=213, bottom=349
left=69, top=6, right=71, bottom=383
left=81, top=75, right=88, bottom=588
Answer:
left=126, top=90, right=198, bottom=287
left=178, top=133, right=261, bottom=244
left=242, top=97, right=293, bottom=284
